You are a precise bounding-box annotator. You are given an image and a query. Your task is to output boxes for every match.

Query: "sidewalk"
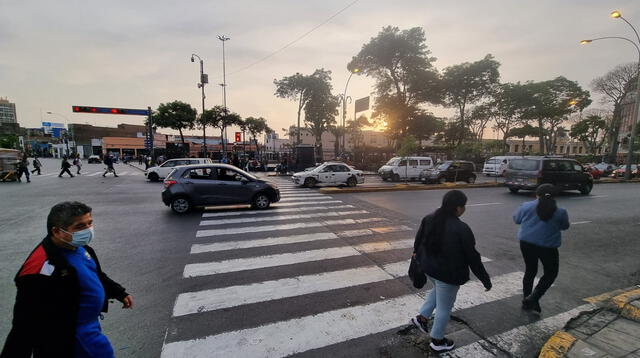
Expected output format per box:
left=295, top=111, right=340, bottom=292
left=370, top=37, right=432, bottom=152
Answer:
left=539, top=286, right=640, bottom=357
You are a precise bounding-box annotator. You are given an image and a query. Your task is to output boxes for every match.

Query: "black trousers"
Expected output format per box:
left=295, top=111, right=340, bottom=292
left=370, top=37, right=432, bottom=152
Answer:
left=17, top=168, right=30, bottom=181
left=520, top=240, right=559, bottom=298
left=31, top=167, right=41, bottom=175
left=59, top=168, right=73, bottom=177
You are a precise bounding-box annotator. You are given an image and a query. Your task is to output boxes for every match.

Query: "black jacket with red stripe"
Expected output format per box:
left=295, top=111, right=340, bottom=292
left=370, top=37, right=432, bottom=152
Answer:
left=1, top=236, right=128, bottom=358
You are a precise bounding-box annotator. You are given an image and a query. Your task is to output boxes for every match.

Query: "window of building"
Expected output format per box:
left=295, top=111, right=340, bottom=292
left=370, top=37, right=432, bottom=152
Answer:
left=514, top=144, right=519, bottom=152
left=572, top=146, right=576, bottom=154
left=528, top=145, right=533, bottom=151
left=560, top=146, right=564, bottom=153
left=578, top=147, right=583, bottom=154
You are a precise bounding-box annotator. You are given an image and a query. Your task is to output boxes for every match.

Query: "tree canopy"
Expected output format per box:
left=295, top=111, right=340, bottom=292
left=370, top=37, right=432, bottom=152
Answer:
left=570, top=115, right=608, bottom=155
left=154, top=101, right=197, bottom=145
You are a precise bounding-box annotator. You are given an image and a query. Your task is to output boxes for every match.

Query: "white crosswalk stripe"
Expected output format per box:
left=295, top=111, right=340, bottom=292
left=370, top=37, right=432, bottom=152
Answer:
left=199, top=210, right=369, bottom=226
left=279, top=195, right=330, bottom=202
left=201, top=204, right=354, bottom=218
left=271, top=200, right=343, bottom=207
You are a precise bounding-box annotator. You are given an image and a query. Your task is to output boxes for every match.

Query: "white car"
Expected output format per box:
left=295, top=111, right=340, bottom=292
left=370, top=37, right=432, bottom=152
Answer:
left=145, top=158, right=212, bottom=181
left=291, top=162, right=365, bottom=188
left=378, top=156, right=433, bottom=181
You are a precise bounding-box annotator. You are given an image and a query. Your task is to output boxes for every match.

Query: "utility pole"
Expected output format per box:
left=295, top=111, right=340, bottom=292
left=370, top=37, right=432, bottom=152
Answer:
left=191, top=54, right=208, bottom=157
left=218, top=35, right=230, bottom=157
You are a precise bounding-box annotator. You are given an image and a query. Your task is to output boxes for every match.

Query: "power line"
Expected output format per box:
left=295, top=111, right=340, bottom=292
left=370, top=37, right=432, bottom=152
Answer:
left=228, top=0, right=360, bottom=76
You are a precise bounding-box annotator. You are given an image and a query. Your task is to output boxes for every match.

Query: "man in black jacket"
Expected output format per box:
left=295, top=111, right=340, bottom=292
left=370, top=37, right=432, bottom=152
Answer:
left=59, top=156, right=74, bottom=178
left=1, top=201, right=133, bottom=358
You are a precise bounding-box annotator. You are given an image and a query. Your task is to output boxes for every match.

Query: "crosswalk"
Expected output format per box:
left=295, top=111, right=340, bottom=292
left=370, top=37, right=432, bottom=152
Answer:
left=161, top=178, right=589, bottom=357
left=26, top=168, right=144, bottom=178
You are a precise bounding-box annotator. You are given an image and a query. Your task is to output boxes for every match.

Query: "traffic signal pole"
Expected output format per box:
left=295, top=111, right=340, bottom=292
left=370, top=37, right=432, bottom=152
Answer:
left=148, top=106, right=154, bottom=161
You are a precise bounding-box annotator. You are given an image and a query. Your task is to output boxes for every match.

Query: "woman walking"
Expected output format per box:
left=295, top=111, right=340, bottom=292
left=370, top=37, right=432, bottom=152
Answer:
left=513, top=184, right=570, bottom=313
left=411, top=190, right=492, bottom=353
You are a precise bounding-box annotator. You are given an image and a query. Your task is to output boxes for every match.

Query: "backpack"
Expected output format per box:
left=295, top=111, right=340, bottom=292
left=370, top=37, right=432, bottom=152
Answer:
left=73, top=159, right=78, bottom=165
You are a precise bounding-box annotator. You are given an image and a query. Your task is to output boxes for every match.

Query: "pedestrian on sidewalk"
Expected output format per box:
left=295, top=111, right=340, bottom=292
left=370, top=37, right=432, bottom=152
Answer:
left=102, top=155, right=118, bottom=177
left=1, top=201, right=133, bottom=357
left=411, top=190, right=492, bottom=353
left=73, top=153, right=82, bottom=175
left=513, top=183, right=570, bottom=313
left=31, top=157, right=42, bottom=175
left=17, top=155, right=31, bottom=183
left=58, top=156, right=74, bottom=178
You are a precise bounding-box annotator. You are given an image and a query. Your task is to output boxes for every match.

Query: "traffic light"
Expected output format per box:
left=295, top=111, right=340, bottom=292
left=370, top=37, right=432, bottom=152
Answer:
left=235, top=132, right=241, bottom=143
left=72, top=106, right=150, bottom=116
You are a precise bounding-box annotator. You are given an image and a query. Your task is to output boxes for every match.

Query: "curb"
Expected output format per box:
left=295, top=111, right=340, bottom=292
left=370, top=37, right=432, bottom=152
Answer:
left=538, top=286, right=640, bottom=358
left=318, top=182, right=504, bottom=194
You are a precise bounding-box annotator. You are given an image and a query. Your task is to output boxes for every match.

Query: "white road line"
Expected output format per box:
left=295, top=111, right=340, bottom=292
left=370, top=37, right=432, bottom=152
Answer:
left=441, top=304, right=595, bottom=358
left=88, top=172, right=103, bottom=176
left=199, top=210, right=369, bottom=226
left=279, top=193, right=322, bottom=197
left=191, top=225, right=413, bottom=254
left=571, top=195, right=608, bottom=199
left=195, top=217, right=384, bottom=238
left=119, top=171, right=128, bottom=175
left=201, top=205, right=354, bottom=218
left=466, top=202, right=502, bottom=207
left=161, top=271, right=523, bottom=358
left=40, top=173, right=58, bottom=177
left=353, top=239, right=414, bottom=253
left=273, top=200, right=343, bottom=207
left=183, top=246, right=360, bottom=277
left=173, top=266, right=393, bottom=316
left=382, top=256, right=492, bottom=278
left=280, top=196, right=330, bottom=202
left=571, top=221, right=592, bottom=225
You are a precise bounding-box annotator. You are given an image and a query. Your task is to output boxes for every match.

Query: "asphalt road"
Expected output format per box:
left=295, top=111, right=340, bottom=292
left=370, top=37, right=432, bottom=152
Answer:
left=0, top=159, right=638, bottom=357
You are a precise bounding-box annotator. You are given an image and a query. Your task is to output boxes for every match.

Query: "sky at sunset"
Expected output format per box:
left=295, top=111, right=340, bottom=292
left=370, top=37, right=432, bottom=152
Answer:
left=1, top=0, right=639, bottom=140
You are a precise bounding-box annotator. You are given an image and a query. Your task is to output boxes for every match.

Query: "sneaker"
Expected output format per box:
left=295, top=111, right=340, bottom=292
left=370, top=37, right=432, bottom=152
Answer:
left=430, top=337, right=455, bottom=353
left=522, top=297, right=541, bottom=313
left=410, top=316, right=429, bottom=334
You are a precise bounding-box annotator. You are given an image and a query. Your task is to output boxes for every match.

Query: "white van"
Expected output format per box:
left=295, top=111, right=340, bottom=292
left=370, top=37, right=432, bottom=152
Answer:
left=146, top=157, right=213, bottom=181
left=482, top=156, right=520, bottom=176
left=378, top=156, right=434, bottom=181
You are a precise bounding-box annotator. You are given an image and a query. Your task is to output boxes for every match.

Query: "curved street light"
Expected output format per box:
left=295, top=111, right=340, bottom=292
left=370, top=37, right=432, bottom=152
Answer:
left=340, top=68, right=360, bottom=157
left=580, top=10, right=640, bottom=180
left=217, top=35, right=230, bottom=157
left=191, top=53, right=208, bottom=156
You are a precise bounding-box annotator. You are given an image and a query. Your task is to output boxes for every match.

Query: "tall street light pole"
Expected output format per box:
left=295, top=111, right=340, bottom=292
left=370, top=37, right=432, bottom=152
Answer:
left=191, top=53, right=208, bottom=157
left=340, top=68, right=359, bottom=157
left=581, top=10, right=640, bottom=180
left=46, top=111, right=71, bottom=156
left=218, top=35, right=230, bottom=157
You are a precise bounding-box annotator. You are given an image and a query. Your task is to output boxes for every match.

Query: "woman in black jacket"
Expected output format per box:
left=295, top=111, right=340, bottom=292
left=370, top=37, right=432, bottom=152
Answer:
left=411, top=190, right=492, bottom=353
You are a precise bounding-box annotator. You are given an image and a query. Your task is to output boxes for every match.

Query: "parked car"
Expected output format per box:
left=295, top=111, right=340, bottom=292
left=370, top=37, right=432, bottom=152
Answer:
left=420, top=160, right=476, bottom=184
left=161, top=164, right=280, bottom=214
left=593, top=162, right=616, bottom=176
left=482, top=156, right=520, bottom=176
left=146, top=157, right=213, bottom=181
left=610, top=164, right=639, bottom=178
left=504, top=156, right=593, bottom=195
left=582, top=164, right=603, bottom=179
left=88, top=155, right=102, bottom=164
left=378, top=156, right=434, bottom=181
left=292, top=162, right=364, bottom=188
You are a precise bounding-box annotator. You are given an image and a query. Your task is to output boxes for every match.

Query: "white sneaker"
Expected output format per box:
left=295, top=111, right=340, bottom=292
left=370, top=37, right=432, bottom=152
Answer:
left=430, top=337, right=455, bottom=353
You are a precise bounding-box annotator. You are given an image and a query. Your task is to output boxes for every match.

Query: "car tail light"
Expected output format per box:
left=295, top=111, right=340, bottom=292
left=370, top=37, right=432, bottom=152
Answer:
left=164, top=180, right=177, bottom=188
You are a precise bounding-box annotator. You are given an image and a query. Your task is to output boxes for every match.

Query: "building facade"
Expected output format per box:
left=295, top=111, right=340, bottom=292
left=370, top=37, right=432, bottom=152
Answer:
left=0, top=97, right=19, bottom=135
left=289, top=127, right=390, bottom=160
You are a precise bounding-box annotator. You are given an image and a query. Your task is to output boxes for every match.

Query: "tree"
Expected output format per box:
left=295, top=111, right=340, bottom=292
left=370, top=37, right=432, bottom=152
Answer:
left=346, top=115, right=371, bottom=150
left=570, top=115, right=608, bottom=155
left=591, top=62, right=638, bottom=162
left=200, top=105, right=242, bottom=153
left=0, top=134, right=18, bottom=149
left=522, top=77, right=591, bottom=154
left=274, top=69, right=332, bottom=145
left=507, top=124, right=540, bottom=155
left=491, top=82, right=531, bottom=151
left=347, top=26, right=441, bottom=147
left=301, top=71, right=340, bottom=159
left=244, top=117, right=272, bottom=158
left=441, top=54, right=501, bottom=144
left=154, top=101, right=197, bottom=146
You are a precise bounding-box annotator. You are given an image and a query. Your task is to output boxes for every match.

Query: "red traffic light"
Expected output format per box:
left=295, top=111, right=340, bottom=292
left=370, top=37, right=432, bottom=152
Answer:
left=235, top=132, right=242, bottom=143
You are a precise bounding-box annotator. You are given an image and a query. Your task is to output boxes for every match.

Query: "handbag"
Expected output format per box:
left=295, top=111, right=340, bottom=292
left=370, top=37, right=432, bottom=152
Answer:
left=408, top=256, right=426, bottom=289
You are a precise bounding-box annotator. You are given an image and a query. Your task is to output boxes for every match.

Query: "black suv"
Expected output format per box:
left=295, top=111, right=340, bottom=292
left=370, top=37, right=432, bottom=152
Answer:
left=161, top=164, right=280, bottom=214
left=504, top=157, right=593, bottom=195
left=421, top=161, right=476, bottom=184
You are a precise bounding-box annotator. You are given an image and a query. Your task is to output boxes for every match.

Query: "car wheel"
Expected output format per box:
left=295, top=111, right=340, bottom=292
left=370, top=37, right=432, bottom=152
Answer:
left=148, top=172, right=159, bottom=182
left=304, top=177, right=316, bottom=188
left=347, top=176, right=357, bottom=187
left=467, top=176, right=476, bottom=184
left=509, top=187, right=519, bottom=194
left=392, top=174, right=400, bottom=182
left=438, top=176, right=447, bottom=184
left=171, top=197, right=191, bottom=214
left=580, top=183, right=593, bottom=195
left=252, top=193, right=271, bottom=210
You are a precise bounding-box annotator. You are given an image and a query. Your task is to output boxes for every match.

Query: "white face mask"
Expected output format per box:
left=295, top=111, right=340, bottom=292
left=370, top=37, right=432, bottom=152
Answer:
left=61, top=227, right=94, bottom=247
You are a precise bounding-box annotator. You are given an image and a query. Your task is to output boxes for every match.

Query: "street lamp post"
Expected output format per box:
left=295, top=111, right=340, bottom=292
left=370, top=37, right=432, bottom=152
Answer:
left=191, top=53, right=208, bottom=157
left=217, top=35, right=230, bottom=157
left=581, top=10, right=640, bottom=180
left=340, top=68, right=359, bottom=157
left=46, top=111, right=72, bottom=156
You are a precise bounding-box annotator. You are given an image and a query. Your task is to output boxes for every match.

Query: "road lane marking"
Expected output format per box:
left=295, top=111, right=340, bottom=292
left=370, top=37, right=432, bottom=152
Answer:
left=199, top=210, right=369, bottom=226
left=570, top=195, right=608, bottom=199
left=466, top=202, right=502, bottom=207
left=280, top=196, right=330, bottom=202
left=173, top=266, right=394, bottom=316
left=381, top=256, right=492, bottom=278
left=279, top=193, right=325, bottom=198
left=191, top=225, right=413, bottom=254
left=201, top=205, right=354, bottom=218
left=273, top=200, right=343, bottom=207
left=161, top=271, right=522, bottom=358
left=571, top=221, right=592, bottom=225
left=88, top=172, right=103, bottom=176
left=441, top=304, right=595, bottom=357
left=195, top=217, right=384, bottom=237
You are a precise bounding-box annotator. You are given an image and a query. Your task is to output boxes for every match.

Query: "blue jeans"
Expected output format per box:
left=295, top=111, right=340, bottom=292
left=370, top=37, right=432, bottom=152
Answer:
left=418, top=276, right=460, bottom=339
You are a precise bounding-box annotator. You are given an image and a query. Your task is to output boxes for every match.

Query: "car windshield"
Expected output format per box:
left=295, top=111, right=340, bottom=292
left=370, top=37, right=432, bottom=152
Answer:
left=509, top=159, right=539, bottom=171
left=233, top=167, right=258, bottom=180
left=385, top=158, right=399, bottom=166
left=485, top=159, right=500, bottom=164
left=436, top=162, right=450, bottom=170
left=304, top=166, right=317, bottom=171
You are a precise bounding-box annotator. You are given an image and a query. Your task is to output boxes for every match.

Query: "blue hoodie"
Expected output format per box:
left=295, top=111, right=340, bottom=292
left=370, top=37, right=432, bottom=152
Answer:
left=513, top=200, right=570, bottom=248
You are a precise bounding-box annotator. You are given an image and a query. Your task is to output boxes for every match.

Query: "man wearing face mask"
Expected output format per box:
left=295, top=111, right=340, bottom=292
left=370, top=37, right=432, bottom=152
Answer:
left=1, top=201, right=133, bottom=358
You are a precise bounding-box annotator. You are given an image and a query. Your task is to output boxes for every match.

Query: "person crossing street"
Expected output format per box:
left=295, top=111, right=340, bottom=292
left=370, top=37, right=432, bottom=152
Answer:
left=59, top=156, right=74, bottom=178
left=102, top=155, right=118, bottom=177
left=31, top=157, right=42, bottom=175
left=16, top=155, right=30, bottom=183
left=73, top=153, right=83, bottom=175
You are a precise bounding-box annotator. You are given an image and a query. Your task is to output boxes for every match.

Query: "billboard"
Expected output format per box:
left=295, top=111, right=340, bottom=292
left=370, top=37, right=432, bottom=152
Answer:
left=42, top=122, right=66, bottom=137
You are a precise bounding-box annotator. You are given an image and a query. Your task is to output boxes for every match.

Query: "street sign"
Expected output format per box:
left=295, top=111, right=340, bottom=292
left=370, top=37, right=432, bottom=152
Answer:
left=72, top=106, right=150, bottom=116
left=354, top=96, right=370, bottom=113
